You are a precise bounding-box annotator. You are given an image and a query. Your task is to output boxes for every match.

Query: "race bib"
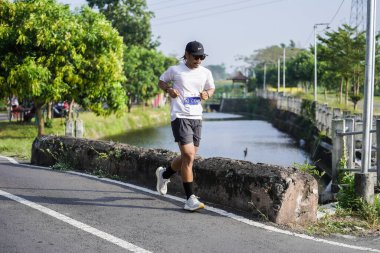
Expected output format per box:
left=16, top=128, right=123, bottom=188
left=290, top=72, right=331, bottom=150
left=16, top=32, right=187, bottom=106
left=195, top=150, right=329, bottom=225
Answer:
left=183, top=93, right=202, bottom=115
left=184, top=96, right=201, bottom=105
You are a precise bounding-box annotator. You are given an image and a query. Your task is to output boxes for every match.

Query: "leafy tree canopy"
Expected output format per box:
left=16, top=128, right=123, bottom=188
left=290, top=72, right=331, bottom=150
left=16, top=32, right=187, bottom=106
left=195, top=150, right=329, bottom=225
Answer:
left=0, top=0, right=126, bottom=135
left=123, top=45, right=177, bottom=110
left=238, top=42, right=303, bottom=88
left=286, top=50, right=314, bottom=87
left=240, top=43, right=302, bottom=68
left=86, top=0, right=158, bottom=49
left=318, top=24, right=366, bottom=101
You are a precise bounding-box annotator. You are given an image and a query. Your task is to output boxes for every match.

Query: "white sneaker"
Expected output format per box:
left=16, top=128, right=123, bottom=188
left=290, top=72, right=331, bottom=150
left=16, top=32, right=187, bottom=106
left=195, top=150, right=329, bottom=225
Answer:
left=156, top=167, right=170, bottom=195
left=184, top=195, right=205, bottom=211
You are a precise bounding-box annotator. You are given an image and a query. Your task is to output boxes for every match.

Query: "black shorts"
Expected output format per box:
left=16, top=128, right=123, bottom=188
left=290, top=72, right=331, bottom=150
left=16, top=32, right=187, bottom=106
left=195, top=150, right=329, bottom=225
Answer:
left=171, top=118, right=202, bottom=147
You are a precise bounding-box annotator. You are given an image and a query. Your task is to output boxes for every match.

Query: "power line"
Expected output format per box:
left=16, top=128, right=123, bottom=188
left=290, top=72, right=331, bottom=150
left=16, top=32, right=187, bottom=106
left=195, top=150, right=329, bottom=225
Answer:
left=303, top=0, right=346, bottom=48
left=350, top=0, right=365, bottom=32
left=303, top=29, right=314, bottom=49
left=329, top=0, right=345, bottom=25
left=154, top=0, right=286, bottom=26
left=156, top=0, right=263, bottom=21
left=149, top=0, right=178, bottom=7
left=153, top=0, right=214, bottom=11
left=303, top=26, right=330, bottom=49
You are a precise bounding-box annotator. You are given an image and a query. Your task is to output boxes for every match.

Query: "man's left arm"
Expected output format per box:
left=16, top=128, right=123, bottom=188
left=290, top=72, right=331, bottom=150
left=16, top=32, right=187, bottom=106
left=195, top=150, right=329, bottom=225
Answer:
left=200, top=88, right=215, bottom=100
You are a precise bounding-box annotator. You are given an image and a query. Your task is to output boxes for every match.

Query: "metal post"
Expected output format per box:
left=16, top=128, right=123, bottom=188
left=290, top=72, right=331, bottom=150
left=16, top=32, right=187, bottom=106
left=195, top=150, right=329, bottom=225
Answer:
left=356, top=0, right=376, bottom=204
left=277, top=58, right=280, bottom=93
left=283, top=47, right=286, bottom=95
left=314, top=25, right=317, bottom=101
left=361, top=0, right=376, bottom=174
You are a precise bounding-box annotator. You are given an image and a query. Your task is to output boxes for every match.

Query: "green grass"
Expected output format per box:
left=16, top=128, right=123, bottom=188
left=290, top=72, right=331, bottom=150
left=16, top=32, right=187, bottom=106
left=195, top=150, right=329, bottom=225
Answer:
left=0, top=105, right=170, bottom=161
left=304, top=205, right=380, bottom=237
left=80, top=106, right=170, bottom=139
left=298, top=90, right=380, bottom=115
left=0, top=123, right=39, bottom=161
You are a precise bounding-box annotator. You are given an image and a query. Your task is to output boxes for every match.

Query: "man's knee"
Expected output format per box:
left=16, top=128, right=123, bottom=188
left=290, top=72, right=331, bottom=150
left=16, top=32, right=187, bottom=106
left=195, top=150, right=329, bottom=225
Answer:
left=181, top=150, right=195, bottom=163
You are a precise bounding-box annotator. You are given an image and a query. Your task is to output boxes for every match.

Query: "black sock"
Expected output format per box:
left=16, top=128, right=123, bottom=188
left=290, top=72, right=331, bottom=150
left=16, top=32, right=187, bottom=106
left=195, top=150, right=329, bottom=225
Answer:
left=162, top=166, right=176, bottom=179
left=183, top=182, right=194, bottom=199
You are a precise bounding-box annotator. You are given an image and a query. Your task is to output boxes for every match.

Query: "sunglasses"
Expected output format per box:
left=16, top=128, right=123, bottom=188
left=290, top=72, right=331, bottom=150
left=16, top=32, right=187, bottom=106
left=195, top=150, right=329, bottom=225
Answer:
left=192, top=54, right=206, bottom=60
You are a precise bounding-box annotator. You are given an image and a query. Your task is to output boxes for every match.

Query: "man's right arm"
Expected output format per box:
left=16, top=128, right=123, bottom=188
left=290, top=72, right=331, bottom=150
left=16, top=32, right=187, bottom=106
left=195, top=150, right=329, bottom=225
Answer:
left=158, top=80, right=171, bottom=93
left=158, top=80, right=179, bottom=98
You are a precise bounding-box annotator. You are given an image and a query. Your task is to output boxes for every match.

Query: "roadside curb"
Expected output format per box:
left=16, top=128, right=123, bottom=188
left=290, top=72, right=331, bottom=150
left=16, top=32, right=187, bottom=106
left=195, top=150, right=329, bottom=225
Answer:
left=0, top=155, right=379, bottom=252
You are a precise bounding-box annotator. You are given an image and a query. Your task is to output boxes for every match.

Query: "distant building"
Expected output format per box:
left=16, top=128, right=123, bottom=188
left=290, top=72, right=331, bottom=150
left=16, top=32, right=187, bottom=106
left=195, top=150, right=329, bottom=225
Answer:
left=227, top=71, right=248, bottom=97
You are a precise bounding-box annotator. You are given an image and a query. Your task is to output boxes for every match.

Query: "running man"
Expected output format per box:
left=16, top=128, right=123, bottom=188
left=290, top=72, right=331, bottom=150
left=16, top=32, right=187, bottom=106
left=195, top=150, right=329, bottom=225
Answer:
left=156, top=41, right=215, bottom=211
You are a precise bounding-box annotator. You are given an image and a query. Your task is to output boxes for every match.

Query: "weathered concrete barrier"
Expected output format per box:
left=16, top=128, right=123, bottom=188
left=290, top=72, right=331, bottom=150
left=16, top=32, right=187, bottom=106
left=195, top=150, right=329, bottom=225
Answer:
left=31, top=136, right=318, bottom=225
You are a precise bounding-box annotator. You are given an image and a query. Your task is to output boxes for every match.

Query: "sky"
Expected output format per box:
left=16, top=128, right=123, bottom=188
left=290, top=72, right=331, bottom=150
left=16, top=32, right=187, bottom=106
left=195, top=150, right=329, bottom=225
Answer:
left=59, top=0, right=379, bottom=73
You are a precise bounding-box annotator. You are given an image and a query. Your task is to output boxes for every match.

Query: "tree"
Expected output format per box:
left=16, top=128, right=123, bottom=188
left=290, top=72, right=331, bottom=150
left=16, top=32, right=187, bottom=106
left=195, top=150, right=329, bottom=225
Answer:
left=375, top=34, right=380, bottom=94
left=240, top=45, right=283, bottom=66
left=286, top=50, right=314, bottom=92
left=86, top=0, right=157, bottom=49
left=289, top=40, right=296, bottom=48
left=0, top=0, right=126, bottom=136
left=349, top=93, right=363, bottom=110
left=318, top=25, right=366, bottom=104
left=239, top=44, right=303, bottom=89
left=123, top=45, right=177, bottom=112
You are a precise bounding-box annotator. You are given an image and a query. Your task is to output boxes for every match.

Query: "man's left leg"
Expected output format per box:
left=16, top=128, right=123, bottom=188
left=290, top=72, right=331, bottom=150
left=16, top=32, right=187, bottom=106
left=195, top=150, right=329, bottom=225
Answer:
left=179, top=143, right=204, bottom=211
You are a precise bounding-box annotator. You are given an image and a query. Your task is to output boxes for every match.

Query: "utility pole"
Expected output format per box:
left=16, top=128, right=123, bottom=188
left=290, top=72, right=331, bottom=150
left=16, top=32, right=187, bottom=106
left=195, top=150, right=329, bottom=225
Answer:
left=358, top=0, right=376, bottom=203
left=283, top=47, right=286, bottom=95
left=277, top=58, right=280, bottom=93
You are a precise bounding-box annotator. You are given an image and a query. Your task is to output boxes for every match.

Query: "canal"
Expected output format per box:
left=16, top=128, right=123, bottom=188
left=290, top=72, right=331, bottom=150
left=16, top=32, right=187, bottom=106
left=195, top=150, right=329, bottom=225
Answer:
left=102, top=112, right=310, bottom=167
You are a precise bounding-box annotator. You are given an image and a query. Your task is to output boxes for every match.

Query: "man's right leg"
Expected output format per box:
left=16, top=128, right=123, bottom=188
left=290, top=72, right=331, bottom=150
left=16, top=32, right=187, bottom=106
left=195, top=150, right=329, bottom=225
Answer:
left=156, top=153, right=185, bottom=194
left=156, top=153, right=182, bottom=195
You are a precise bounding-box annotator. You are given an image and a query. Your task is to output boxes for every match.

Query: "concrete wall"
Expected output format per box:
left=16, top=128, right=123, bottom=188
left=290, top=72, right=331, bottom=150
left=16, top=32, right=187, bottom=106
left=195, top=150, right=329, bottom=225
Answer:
left=31, top=136, right=318, bottom=225
left=220, top=98, right=252, bottom=113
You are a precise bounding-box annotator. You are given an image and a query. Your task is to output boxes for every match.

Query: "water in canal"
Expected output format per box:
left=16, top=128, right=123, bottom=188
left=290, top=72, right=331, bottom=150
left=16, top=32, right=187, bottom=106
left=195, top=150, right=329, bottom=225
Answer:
left=102, top=112, right=310, bottom=167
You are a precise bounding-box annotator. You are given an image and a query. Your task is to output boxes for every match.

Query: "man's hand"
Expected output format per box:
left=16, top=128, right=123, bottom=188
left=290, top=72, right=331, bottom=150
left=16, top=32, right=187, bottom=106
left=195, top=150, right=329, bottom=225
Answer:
left=159, top=80, right=179, bottom=98
left=167, top=88, right=180, bottom=98
left=200, top=90, right=210, bottom=100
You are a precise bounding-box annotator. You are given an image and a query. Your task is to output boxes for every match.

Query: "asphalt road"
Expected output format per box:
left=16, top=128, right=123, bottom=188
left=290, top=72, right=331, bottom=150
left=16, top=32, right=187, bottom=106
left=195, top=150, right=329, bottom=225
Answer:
left=1, top=156, right=380, bottom=253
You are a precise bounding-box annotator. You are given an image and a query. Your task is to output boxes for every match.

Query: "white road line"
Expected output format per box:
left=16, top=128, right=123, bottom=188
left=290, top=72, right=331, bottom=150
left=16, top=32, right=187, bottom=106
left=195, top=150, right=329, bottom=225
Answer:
left=0, top=189, right=151, bottom=253
left=1, top=156, right=18, bottom=164
left=78, top=173, right=380, bottom=253
left=1, top=155, right=380, bottom=252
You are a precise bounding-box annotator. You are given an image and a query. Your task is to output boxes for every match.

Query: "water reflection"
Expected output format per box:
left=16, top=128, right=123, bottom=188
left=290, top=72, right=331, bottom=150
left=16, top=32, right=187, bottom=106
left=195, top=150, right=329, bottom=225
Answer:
left=101, top=112, right=310, bottom=167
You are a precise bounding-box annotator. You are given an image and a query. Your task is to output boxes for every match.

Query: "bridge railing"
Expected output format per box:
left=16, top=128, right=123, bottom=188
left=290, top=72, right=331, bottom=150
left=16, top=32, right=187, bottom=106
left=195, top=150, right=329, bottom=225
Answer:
left=330, top=119, right=378, bottom=192
left=256, top=90, right=380, bottom=189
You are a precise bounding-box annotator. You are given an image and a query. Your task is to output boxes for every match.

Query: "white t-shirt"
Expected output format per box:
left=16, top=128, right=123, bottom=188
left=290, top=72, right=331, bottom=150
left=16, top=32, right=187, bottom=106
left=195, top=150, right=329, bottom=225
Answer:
left=160, top=63, right=215, bottom=121
left=11, top=97, right=19, bottom=107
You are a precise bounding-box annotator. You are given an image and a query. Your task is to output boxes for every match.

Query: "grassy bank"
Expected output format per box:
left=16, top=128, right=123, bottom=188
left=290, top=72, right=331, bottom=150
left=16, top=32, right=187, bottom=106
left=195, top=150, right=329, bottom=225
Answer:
left=0, top=105, right=170, bottom=161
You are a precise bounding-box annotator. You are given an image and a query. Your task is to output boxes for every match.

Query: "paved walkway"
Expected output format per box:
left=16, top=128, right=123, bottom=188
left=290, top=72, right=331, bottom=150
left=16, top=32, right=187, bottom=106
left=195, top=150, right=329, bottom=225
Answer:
left=1, top=156, right=379, bottom=253
left=0, top=112, right=8, bottom=121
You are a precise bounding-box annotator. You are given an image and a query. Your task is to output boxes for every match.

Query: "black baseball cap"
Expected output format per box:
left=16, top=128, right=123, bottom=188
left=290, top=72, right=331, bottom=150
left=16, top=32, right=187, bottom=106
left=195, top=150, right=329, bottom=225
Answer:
left=185, top=41, right=208, bottom=56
